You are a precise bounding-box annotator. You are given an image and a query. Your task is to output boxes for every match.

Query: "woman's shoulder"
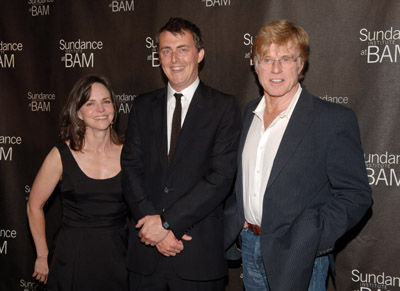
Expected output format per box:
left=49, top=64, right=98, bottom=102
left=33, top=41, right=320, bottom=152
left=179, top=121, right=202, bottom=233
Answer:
left=40, top=146, right=63, bottom=176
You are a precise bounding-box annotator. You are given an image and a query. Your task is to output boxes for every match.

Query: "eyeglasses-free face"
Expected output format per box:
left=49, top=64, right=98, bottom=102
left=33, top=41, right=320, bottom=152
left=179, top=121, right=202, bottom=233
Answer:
left=158, top=30, right=205, bottom=92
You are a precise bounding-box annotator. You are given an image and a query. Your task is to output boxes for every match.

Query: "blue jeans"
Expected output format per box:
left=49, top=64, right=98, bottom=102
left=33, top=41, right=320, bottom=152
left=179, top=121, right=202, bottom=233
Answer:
left=308, top=255, right=329, bottom=291
left=241, top=228, right=329, bottom=291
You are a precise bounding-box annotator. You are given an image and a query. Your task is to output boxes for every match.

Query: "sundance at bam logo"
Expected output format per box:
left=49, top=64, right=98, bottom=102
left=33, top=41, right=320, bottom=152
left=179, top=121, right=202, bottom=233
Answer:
left=365, top=152, right=400, bottom=187
left=28, top=0, right=54, bottom=17
left=27, top=91, right=55, bottom=112
left=59, top=39, right=103, bottom=68
left=109, top=0, right=134, bottom=12
left=352, top=269, right=400, bottom=291
left=0, top=135, right=22, bottom=162
left=202, top=0, right=231, bottom=7
left=20, top=279, right=45, bottom=291
left=145, top=36, right=160, bottom=68
left=0, top=41, right=23, bottom=68
left=359, top=26, right=400, bottom=63
left=243, top=33, right=254, bottom=66
left=116, top=92, right=136, bottom=114
left=319, top=94, right=349, bottom=104
left=0, top=228, right=17, bottom=255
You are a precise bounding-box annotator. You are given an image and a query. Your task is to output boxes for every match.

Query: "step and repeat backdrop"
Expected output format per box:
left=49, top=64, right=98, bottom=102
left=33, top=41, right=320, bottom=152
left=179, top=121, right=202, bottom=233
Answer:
left=1, top=1, right=399, bottom=290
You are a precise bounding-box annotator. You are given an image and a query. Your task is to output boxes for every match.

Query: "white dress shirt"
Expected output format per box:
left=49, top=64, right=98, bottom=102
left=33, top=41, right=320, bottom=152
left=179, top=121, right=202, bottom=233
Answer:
left=167, top=78, right=200, bottom=153
left=242, top=85, right=302, bottom=225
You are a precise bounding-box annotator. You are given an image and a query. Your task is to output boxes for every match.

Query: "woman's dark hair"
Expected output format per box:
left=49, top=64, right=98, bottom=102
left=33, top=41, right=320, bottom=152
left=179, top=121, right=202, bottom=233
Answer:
left=59, top=75, right=123, bottom=151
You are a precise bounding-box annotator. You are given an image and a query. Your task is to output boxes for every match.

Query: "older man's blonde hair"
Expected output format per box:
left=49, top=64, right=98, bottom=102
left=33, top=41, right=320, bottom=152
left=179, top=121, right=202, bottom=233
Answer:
left=252, top=20, right=309, bottom=79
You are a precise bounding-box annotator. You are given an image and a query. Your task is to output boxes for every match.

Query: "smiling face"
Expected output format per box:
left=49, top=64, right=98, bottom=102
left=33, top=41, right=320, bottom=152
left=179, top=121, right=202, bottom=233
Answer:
left=255, top=41, right=304, bottom=102
left=158, top=30, right=205, bottom=92
left=77, top=82, right=114, bottom=133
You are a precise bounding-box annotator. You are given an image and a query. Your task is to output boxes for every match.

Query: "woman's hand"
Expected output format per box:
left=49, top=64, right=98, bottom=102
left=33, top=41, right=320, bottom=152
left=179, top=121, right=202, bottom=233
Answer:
left=32, top=256, right=49, bottom=284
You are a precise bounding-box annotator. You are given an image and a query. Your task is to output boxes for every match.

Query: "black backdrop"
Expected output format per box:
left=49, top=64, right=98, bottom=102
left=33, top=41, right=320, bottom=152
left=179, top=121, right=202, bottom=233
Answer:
left=1, top=1, right=400, bottom=290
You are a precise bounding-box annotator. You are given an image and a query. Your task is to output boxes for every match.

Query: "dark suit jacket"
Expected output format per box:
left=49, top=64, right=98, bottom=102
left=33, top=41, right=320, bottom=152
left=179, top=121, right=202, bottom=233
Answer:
left=224, top=88, right=372, bottom=290
left=121, top=81, right=242, bottom=281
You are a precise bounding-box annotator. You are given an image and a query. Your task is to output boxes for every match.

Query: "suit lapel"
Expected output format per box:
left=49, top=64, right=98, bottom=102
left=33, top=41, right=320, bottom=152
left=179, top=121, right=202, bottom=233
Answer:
left=266, top=89, right=314, bottom=190
left=152, top=88, right=169, bottom=171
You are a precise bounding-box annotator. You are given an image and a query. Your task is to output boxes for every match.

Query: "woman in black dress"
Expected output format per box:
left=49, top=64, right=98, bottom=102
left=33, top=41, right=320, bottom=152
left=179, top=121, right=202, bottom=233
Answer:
left=27, top=75, right=128, bottom=290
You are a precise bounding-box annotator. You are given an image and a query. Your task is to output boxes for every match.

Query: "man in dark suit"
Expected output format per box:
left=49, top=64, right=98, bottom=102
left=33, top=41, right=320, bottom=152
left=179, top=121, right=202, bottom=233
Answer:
left=224, top=20, right=372, bottom=291
left=121, top=17, right=242, bottom=290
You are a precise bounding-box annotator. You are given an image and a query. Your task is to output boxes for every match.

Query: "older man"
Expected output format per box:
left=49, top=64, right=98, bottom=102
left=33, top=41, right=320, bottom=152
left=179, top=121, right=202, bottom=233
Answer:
left=225, top=20, right=372, bottom=291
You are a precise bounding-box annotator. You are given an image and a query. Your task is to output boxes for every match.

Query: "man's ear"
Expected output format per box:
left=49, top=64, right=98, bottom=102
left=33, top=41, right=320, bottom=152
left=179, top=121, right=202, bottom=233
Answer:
left=197, top=48, right=205, bottom=63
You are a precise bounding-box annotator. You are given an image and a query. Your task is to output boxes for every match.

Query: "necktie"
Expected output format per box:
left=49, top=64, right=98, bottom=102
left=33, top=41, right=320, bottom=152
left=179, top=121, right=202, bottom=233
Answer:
left=169, top=93, right=182, bottom=166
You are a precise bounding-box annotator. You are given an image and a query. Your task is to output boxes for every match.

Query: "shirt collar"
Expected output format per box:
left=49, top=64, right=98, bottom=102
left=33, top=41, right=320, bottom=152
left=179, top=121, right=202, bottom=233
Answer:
left=281, top=84, right=302, bottom=119
left=167, top=77, right=200, bottom=103
left=253, top=84, right=302, bottom=121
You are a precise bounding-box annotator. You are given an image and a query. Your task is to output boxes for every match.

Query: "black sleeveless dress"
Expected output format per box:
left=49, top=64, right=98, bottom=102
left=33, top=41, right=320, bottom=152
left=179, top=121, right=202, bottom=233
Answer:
left=47, top=143, right=128, bottom=291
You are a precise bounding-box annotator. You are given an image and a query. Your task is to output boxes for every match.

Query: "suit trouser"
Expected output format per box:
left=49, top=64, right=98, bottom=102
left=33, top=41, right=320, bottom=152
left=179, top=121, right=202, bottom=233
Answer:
left=128, top=256, right=226, bottom=291
left=241, top=228, right=329, bottom=291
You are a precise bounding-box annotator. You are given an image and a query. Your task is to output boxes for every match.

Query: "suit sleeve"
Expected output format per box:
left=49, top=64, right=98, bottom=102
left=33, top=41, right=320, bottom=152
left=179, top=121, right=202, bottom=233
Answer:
left=318, top=108, right=372, bottom=254
left=121, top=99, right=157, bottom=221
left=223, top=100, right=257, bottom=254
left=164, top=96, right=242, bottom=239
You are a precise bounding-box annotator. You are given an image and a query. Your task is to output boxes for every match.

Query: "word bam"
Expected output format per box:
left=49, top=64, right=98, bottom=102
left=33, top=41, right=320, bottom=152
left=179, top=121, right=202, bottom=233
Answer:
left=110, top=0, right=134, bottom=12
left=0, top=147, right=12, bottom=161
left=29, top=5, right=50, bottom=16
left=29, top=101, right=50, bottom=112
left=0, top=241, right=7, bottom=254
left=119, top=103, right=132, bottom=114
left=362, top=44, right=400, bottom=63
left=367, top=167, right=400, bottom=187
left=0, top=54, right=14, bottom=68
left=204, top=0, right=230, bottom=7
left=62, top=53, right=94, bottom=68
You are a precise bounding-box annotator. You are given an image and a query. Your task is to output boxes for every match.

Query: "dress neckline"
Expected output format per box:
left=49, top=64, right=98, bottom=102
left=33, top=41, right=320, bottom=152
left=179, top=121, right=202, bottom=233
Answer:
left=62, top=142, right=121, bottom=181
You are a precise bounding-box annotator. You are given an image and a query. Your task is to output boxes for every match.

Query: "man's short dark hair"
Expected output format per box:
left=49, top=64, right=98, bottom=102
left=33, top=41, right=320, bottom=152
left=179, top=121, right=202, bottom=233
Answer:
left=157, top=17, right=203, bottom=51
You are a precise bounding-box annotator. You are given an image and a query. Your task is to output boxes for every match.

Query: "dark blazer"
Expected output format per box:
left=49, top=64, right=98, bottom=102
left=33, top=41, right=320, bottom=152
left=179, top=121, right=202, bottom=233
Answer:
left=121, top=81, right=242, bottom=281
left=225, top=88, right=372, bottom=290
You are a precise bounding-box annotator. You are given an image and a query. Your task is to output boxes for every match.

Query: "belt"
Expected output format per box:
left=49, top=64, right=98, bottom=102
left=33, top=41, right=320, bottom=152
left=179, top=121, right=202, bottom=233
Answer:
left=247, top=223, right=261, bottom=235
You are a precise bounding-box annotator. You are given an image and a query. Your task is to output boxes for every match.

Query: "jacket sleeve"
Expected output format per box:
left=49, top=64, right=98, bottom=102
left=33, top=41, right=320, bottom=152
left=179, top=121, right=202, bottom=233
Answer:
left=317, top=108, right=372, bottom=254
left=121, top=98, right=157, bottom=221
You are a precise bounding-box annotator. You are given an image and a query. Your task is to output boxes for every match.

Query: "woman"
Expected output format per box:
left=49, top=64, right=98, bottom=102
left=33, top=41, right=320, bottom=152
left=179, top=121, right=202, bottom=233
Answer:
left=27, top=75, right=128, bottom=290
